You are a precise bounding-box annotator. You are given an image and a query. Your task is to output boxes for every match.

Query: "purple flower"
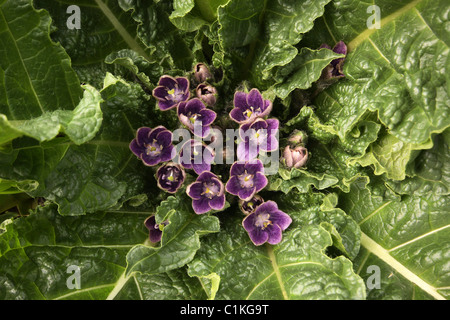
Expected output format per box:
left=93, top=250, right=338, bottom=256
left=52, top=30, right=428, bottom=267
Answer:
left=237, top=118, right=279, bottom=161
left=130, top=126, right=175, bottom=166
left=196, top=83, right=218, bottom=106
left=320, top=41, right=347, bottom=78
left=193, top=63, right=213, bottom=83
left=152, top=75, right=190, bottom=111
left=242, top=201, right=292, bottom=246
left=239, top=194, right=264, bottom=215
left=229, top=88, right=272, bottom=124
left=144, top=215, right=169, bottom=243
left=156, top=162, right=186, bottom=193
left=186, top=171, right=225, bottom=214
left=225, top=160, right=268, bottom=201
left=282, top=145, right=308, bottom=169
left=177, top=98, right=216, bottom=138
left=179, top=139, right=215, bottom=175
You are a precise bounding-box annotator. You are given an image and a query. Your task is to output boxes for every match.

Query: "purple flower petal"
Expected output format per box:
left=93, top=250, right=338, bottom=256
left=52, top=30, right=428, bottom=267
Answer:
left=156, top=130, right=172, bottom=147
left=136, top=127, right=152, bottom=146
left=160, top=145, right=176, bottom=162
left=266, top=224, right=282, bottom=245
left=175, top=77, right=190, bottom=93
left=229, top=107, right=247, bottom=123
left=333, top=41, right=347, bottom=55
left=233, top=91, right=248, bottom=111
left=187, top=181, right=203, bottom=200
left=246, top=88, right=264, bottom=110
left=247, top=226, right=269, bottom=246
left=225, top=175, right=241, bottom=195
left=130, top=139, right=143, bottom=157
left=192, top=162, right=211, bottom=175
left=141, top=153, right=161, bottom=166
left=237, top=139, right=259, bottom=162
left=197, top=171, right=217, bottom=183
left=158, top=75, right=177, bottom=88
left=158, top=99, right=177, bottom=111
left=152, top=86, right=169, bottom=100
left=192, top=197, right=212, bottom=214
left=209, top=194, right=225, bottom=211
left=199, top=109, right=217, bottom=126
left=148, top=126, right=167, bottom=141
left=253, top=172, right=268, bottom=192
left=238, top=186, right=256, bottom=201
left=244, top=160, right=264, bottom=175
left=230, top=162, right=246, bottom=176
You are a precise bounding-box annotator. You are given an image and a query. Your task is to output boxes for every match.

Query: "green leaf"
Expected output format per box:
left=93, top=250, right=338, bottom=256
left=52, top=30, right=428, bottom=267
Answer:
left=188, top=209, right=365, bottom=299
left=273, top=47, right=344, bottom=99
left=339, top=177, right=450, bottom=300
left=125, top=195, right=220, bottom=277
left=215, top=0, right=332, bottom=85
left=0, top=74, right=160, bottom=215
left=118, top=0, right=194, bottom=71
left=311, top=0, right=449, bottom=146
left=350, top=130, right=433, bottom=181
left=0, top=204, right=210, bottom=300
left=386, top=129, right=450, bottom=195
left=273, top=191, right=361, bottom=259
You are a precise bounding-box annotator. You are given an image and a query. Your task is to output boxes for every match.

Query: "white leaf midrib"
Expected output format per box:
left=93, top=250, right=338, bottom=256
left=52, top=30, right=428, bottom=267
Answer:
left=360, top=232, right=445, bottom=300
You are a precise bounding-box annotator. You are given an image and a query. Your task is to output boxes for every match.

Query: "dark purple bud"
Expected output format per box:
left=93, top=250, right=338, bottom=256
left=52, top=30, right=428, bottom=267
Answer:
left=194, top=63, right=213, bottom=83
left=320, top=41, right=347, bottom=79
left=186, top=171, right=225, bottom=214
left=156, top=162, right=186, bottom=193
left=144, top=215, right=169, bottom=243
left=152, top=75, right=190, bottom=111
left=239, top=194, right=264, bottom=215
left=177, top=98, right=216, bottom=138
left=129, top=126, right=176, bottom=166
left=237, top=118, right=279, bottom=161
left=282, top=145, right=308, bottom=169
left=179, top=139, right=215, bottom=175
left=225, top=160, right=268, bottom=201
left=196, top=83, right=218, bottom=106
left=229, top=88, right=272, bottom=124
left=242, top=201, right=292, bottom=246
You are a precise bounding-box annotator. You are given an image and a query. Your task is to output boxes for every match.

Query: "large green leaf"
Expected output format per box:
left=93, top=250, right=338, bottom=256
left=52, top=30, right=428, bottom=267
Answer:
left=339, top=176, right=450, bottom=300
left=0, top=74, right=159, bottom=215
left=0, top=204, right=208, bottom=300
left=309, top=0, right=449, bottom=147
left=214, top=0, right=332, bottom=86
left=188, top=208, right=365, bottom=300
left=0, top=0, right=104, bottom=145
left=125, top=195, right=220, bottom=276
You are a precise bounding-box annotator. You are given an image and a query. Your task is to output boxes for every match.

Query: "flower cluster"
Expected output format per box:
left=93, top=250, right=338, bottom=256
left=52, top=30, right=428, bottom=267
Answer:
left=130, top=63, right=292, bottom=246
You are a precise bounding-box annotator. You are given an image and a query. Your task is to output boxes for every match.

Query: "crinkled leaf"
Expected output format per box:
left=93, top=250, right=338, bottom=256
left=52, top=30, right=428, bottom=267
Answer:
left=310, top=0, right=449, bottom=147
left=188, top=209, right=365, bottom=299
left=0, top=204, right=209, bottom=300
left=125, top=195, right=220, bottom=276
left=215, top=0, right=332, bottom=86
left=339, top=176, right=450, bottom=300
left=386, top=129, right=450, bottom=195
left=0, top=75, right=159, bottom=215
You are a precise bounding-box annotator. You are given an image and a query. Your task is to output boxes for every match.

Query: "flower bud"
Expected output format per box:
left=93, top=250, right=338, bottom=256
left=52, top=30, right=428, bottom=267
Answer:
left=193, top=63, right=213, bottom=83
left=282, top=145, right=308, bottom=169
left=239, top=194, right=264, bottom=215
left=287, top=130, right=308, bottom=147
left=196, top=83, right=217, bottom=106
